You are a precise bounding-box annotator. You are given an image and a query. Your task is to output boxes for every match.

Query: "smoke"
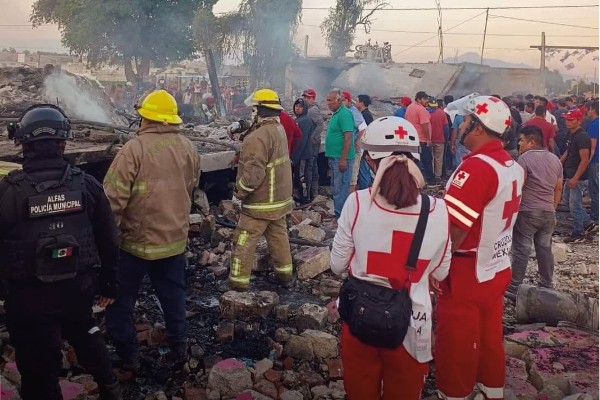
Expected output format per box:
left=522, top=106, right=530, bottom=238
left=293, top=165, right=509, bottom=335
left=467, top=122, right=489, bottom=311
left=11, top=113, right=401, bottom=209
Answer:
left=44, top=72, right=112, bottom=124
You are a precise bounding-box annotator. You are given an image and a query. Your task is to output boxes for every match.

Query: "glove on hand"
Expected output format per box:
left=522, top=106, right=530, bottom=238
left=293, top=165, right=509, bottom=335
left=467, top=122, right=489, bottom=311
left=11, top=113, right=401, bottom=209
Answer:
left=231, top=195, right=242, bottom=212
left=227, top=121, right=241, bottom=134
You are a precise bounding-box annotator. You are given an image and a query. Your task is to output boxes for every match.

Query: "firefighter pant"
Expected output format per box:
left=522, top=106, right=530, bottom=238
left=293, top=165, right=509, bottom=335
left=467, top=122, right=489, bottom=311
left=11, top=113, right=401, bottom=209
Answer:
left=5, top=272, right=116, bottom=400
left=341, top=323, right=428, bottom=400
left=435, top=257, right=511, bottom=399
left=106, top=251, right=187, bottom=364
left=229, top=213, right=292, bottom=288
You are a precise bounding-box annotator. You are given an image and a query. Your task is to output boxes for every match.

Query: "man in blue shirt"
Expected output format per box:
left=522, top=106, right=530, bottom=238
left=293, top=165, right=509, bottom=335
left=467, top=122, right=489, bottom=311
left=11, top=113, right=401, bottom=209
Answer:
left=393, top=97, right=411, bottom=118
left=586, top=101, right=599, bottom=232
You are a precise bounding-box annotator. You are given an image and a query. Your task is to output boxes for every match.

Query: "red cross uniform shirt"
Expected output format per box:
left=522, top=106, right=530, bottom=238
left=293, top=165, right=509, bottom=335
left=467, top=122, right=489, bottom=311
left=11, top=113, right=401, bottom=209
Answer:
left=444, top=141, right=525, bottom=282
left=330, top=189, right=452, bottom=362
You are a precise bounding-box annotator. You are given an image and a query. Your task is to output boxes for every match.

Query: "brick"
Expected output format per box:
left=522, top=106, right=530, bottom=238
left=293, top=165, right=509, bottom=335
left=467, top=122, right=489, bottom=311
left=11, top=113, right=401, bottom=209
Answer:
left=294, top=247, right=331, bottom=280
left=263, top=369, right=282, bottom=383
left=253, top=379, right=278, bottom=398
left=284, top=336, right=314, bottom=360
left=300, top=330, right=339, bottom=359
left=216, top=321, right=235, bottom=342
left=253, top=358, right=273, bottom=380
left=326, top=358, right=344, bottom=380
left=220, top=291, right=279, bottom=320
left=207, top=358, right=253, bottom=398
left=295, top=225, right=326, bottom=242
left=295, top=303, right=328, bottom=331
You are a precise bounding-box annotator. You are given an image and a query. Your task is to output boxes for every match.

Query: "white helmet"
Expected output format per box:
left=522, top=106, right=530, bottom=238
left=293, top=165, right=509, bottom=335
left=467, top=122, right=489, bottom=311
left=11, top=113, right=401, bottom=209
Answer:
left=444, top=93, right=511, bottom=137
left=126, top=81, right=133, bottom=87
left=361, top=116, right=421, bottom=160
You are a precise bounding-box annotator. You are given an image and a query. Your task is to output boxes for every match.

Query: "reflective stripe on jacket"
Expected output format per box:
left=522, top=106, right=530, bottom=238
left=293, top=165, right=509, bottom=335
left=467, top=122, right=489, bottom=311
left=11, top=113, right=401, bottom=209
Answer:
left=103, top=123, right=201, bottom=260
left=235, top=117, right=293, bottom=220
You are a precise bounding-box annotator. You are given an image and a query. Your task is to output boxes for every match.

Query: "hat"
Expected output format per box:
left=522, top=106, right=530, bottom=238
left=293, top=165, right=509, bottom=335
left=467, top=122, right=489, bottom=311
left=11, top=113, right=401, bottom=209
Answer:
left=415, top=91, right=429, bottom=100
left=302, top=88, right=317, bottom=98
left=357, top=94, right=371, bottom=106
left=427, top=96, right=438, bottom=107
left=399, top=96, right=411, bottom=106
left=564, top=109, right=584, bottom=121
left=342, top=91, right=352, bottom=102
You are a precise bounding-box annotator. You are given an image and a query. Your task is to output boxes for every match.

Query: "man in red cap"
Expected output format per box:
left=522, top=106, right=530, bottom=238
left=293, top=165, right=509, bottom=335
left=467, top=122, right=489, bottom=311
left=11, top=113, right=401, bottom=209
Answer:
left=560, top=108, right=592, bottom=242
left=394, top=96, right=412, bottom=119
left=302, top=88, right=325, bottom=200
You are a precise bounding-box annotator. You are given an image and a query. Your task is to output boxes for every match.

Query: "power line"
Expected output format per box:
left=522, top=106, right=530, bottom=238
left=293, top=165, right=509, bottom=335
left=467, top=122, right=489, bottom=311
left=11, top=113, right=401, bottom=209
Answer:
left=302, top=4, right=598, bottom=11
left=297, top=24, right=599, bottom=38
left=490, top=15, right=599, bottom=30
left=394, top=11, right=488, bottom=56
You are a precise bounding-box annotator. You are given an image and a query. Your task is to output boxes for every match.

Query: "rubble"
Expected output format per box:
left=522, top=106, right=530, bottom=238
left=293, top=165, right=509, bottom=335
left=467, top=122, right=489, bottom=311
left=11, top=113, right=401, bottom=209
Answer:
left=219, top=291, right=279, bottom=320
left=207, top=358, right=253, bottom=398
left=295, top=303, right=329, bottom=331
left=294, top=247, right=332, bottom=280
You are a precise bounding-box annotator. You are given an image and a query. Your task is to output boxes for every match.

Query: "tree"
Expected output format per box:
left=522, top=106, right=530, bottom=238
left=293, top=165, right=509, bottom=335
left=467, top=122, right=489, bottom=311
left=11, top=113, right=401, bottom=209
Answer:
left=31, top=0, right=217, bottom=83
left=194, top=0, right=301, bottom=90
left=320, top=0, right=388, bottom=59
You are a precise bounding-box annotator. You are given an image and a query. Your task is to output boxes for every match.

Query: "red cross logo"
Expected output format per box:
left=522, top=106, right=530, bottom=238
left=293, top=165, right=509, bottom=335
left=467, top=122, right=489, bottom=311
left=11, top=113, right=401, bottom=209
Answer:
left=394, top=126, right=408, bottom=139
left=504, top=117, right=512, bottom=127
left=489, top=97, right=500, bottom=103
left=366, top=230, right=431, bottom=289
left=457, top=171, right=467, bottom=180
left=502, top=180, right=521, bottom=230
left=475, top=103, right=489, bottom=115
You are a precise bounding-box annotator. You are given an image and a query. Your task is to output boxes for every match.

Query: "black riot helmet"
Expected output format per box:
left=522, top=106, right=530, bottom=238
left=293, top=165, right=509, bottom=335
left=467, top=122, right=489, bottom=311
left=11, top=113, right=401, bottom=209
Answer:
left=7, top=104, right=72, bottom=145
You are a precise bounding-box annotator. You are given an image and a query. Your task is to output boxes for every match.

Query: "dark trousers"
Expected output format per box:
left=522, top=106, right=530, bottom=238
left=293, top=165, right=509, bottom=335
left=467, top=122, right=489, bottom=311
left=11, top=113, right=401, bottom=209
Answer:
left=106, top=251, right=187, bottom=362
left=418, top=144, right=434, bottom=183
left=317, top=152, right=330, bottom=186
left=292, top=157, right=317, bottom=203
left=508, top=211, right=556, bottom=292
left=5, top=272, right=115, bottom=400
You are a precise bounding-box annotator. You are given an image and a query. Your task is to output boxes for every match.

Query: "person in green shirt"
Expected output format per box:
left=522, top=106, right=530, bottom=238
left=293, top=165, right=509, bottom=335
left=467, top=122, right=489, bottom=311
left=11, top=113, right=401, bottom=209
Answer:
left=325, top=89, right=355, bottom=218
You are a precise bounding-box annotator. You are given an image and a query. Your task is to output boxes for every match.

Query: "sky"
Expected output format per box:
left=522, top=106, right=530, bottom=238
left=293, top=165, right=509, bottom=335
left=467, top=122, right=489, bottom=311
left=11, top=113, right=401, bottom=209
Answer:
left=1, top=0, right=598, bottom=77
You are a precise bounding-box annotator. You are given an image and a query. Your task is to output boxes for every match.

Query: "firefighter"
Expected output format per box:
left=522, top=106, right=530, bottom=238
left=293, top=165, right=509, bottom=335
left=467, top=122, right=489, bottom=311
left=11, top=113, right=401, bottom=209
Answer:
left=103, top=90, right=200, bottom=372
left=436, top=94, right=525, bottom=399
left=0, top=105, right=122, bottom=399
left=226, top=88, right=294, bottom=291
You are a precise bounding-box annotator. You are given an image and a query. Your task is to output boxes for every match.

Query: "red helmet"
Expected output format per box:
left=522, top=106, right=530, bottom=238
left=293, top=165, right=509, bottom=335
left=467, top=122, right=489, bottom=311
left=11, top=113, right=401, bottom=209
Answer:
left=302, top=88, right=317, bottom=98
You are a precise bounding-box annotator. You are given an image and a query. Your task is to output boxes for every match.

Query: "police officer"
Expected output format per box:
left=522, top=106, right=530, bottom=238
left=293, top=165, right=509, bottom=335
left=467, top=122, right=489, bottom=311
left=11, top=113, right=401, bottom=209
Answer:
left=0, top=104, right=122, bottom=400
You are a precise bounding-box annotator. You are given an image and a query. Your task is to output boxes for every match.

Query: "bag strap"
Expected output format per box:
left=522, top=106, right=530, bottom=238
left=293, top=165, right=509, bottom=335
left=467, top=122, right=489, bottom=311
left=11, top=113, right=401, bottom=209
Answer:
left=406, top=194, right=430, bottom=271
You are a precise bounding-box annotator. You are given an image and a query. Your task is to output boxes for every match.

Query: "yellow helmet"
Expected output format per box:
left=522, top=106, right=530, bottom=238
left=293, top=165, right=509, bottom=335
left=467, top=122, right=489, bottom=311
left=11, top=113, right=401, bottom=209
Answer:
left=245, top=88, right=283, bottom=110
left=136, top=89, right=182, bottom=125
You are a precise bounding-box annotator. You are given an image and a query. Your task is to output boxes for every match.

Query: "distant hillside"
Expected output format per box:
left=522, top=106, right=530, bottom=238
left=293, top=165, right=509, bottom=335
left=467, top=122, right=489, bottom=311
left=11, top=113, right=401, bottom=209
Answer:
left=444, top=52, right=535, bottom=69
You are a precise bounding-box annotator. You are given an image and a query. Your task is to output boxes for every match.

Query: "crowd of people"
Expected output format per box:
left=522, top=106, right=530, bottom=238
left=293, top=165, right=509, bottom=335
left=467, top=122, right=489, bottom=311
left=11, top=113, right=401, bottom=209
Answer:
left=0, top=83, right=597, bottom=400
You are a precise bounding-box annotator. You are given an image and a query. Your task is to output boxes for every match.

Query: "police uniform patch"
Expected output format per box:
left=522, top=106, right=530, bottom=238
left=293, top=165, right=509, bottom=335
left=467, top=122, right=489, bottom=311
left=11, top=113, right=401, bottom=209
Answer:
left=28, top=191, right=83, bottom=218
left=451, top=171, right=470, bottom=189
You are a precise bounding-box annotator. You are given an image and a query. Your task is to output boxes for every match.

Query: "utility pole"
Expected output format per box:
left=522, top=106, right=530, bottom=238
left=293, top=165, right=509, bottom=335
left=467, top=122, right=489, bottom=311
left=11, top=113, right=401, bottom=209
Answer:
left=540, top=32, right=546, bottom=71
left=304, top=35, right=309, bottom=58
left=435, top=0, right=444, bottom=63
left=480, top=8, right=489, bottom=65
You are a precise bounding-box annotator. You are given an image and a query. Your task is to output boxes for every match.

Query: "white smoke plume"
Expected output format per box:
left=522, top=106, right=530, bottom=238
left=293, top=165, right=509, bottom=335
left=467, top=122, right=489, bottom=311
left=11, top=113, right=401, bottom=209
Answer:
left=44, top=72, right=112, bottom=124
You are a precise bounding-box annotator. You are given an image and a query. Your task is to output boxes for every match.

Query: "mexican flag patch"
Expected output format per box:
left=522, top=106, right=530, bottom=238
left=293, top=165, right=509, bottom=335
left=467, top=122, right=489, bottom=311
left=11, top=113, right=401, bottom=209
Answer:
left=52, top=247, right=73, bottom=258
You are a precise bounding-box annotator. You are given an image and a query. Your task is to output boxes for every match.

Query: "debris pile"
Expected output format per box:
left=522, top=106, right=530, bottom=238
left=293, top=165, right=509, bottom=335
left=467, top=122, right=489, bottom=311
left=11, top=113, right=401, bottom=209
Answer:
left=0, top=66, right=127, bottom=126
left=0, top=173, right=598, bottom=400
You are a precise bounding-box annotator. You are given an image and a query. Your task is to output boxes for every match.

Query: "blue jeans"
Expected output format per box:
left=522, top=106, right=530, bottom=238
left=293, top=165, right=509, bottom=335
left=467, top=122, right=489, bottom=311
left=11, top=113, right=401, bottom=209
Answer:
left=454, top=142, right=470, bottom=167
left=418, top=144, right=434, bottom=182
left=106, top=251, right=187, bottom=361
left=329, top=158, right=353, bottom=218
left=562, top=180, right=591, bottom=235
left=589, top=162, right=599, bottom=222
left=357, top=157, right=373, bottom=190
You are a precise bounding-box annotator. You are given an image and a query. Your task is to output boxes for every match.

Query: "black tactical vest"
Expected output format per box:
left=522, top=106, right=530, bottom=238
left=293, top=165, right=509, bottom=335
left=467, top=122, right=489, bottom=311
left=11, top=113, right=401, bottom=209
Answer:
left=0, top=165, right=100, bottom=282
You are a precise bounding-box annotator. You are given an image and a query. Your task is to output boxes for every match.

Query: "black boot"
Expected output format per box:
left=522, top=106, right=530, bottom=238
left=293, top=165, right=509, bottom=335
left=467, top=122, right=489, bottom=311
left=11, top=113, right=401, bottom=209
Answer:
left=98, top=379, right=123, bottom=400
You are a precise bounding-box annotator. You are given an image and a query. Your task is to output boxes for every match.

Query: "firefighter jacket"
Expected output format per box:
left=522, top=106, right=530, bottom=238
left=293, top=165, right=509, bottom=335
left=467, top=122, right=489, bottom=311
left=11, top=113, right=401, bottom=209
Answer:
left=104, top=123, right=200, bottom=260
left=235, top=117, right=293, bottom=220
left=0, top=157, right=119, bottom=282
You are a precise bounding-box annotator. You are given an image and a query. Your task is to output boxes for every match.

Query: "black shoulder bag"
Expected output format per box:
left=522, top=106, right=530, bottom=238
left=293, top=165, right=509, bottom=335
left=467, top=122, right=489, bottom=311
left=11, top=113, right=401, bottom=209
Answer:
left=338, top=194, right=430, bottom=349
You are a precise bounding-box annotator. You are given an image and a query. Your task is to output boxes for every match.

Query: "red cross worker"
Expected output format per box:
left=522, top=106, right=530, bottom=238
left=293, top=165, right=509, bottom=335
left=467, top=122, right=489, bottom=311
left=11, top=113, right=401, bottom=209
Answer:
left=437, top=94, right=525, bottom=399
left=330, top=116, right=452, bottom=399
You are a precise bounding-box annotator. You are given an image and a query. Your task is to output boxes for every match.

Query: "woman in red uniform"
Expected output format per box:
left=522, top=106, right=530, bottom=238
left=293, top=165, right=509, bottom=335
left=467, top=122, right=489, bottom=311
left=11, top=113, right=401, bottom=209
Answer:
left=330, top=116, right=452, bottom=399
